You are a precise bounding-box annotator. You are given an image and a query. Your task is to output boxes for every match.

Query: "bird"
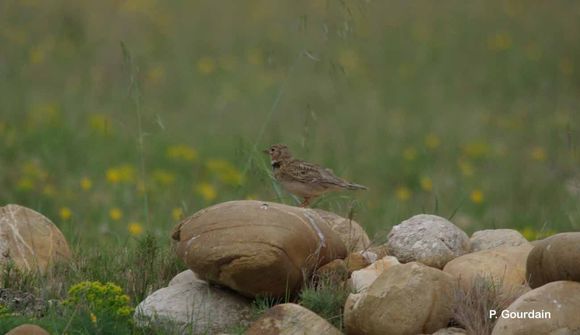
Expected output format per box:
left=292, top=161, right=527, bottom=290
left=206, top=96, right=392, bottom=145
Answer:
left=263, top=144, right=367, bottom=207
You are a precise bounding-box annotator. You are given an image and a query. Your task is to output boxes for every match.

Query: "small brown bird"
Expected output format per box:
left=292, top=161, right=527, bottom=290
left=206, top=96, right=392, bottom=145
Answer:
left=263, top=144, right=367, bottom=207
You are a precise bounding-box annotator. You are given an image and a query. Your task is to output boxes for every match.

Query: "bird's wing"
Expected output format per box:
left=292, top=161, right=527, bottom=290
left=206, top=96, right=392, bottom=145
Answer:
left=282, top=159, right=347, bottom=186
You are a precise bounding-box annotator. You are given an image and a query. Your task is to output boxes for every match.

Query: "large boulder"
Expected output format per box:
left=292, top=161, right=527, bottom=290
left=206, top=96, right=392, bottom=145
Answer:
left=526, top=232, right=580, bottom=289
left=345, top=262, right=455, bottom=335
left=470, top=229, right=528, bottom=252
left=349, top=256, right=400, bottom=293
left=134, top=270, right=252, bottom=333
left=0, top=204, right=71, bottom=273
left=313, top=209, right=370, bottom=252
left=172, top=200, right=347, bottom=298
left=386, top=214, right=470, bottom=269
left=443, top=245, right=533, bottom=293
left=492, top=281, right=580, bottom=335
left=246, top=303, right=342, bottom=335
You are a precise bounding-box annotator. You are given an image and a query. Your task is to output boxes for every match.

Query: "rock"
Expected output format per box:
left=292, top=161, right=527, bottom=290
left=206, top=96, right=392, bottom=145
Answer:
left=345, top=262, right=455, bottom=335
left=431, top=328, right=468, bottom=335
left=470, top=229, right=529, bottom=252
left=386, top=214, right=470, bottom=269
left=134, top=272, right=252, bottom=334
left=313, top=209, right=370, bottom=252
left=172, top=200, right=347, bottom=298
left=314, top=259, right=348, bottom=285
left=5, top=324, right=50, bottom=335
left=526, top=232, right=580, bottom=289
left=349, top=256, right=400, bottom=293
left=344, top=252, right=371, bottom=273
left=168, top=270, right=198, bottom=286
left=0, top=204, right=71, bottom=273
left=246, top=303, right=342, bottom=335
left=492, top=281, right=580, bottom=335
left=365, top=244, right=389, bottom=260
left=444, top=245, right=533, bottom=293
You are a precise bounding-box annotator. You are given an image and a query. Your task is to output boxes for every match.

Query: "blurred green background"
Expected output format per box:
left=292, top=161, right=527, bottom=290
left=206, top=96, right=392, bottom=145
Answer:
left=1, top=0, right=579, bottom=245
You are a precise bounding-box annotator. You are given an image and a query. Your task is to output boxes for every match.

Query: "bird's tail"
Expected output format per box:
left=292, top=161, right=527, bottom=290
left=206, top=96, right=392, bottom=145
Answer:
left=346, top=182, right=368, bottom=190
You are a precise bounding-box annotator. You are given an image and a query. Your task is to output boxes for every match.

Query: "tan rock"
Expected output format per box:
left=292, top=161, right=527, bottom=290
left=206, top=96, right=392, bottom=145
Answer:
left=443, top=245, right=533, bottom=292
left=134, top=272, right=252, bottom=333
left=314, top=259, right=348, bottom=284
left=5, top=324, right=50, bottom=335
left=172, top=200, right=347, bottom=298
left=492, top=281, right=580, bottom=335
left=350, top=256, right=400, bottom=293
left=365, top=244, right=389, bottom=260
left=387, top=214, right=470, bottom=269
left=526, top=232, right=580, bottom=288
left=313, top=209, right=370, bottom=252
left=246, top=303, right=342, bottom=335
left=470, top=229, right=529, bottom=252
left=345, top=262, right=455, bottom=335
left=0, top=204, right=71, bottom=273
left=344, top=252, right=371, bottom=273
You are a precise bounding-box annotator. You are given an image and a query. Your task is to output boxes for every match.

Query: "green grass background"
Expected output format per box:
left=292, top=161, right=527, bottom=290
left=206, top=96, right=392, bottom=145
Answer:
left=0, top=0, right=579, bottom=332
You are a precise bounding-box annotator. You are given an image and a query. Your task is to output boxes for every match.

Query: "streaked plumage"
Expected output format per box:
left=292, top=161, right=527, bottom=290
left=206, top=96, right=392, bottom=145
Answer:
left=264, top=144, right=367, bottom=207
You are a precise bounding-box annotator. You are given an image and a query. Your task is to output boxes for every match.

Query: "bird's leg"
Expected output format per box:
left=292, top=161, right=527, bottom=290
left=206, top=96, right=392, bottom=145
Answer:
left=299, top=197, right=312, bottom=208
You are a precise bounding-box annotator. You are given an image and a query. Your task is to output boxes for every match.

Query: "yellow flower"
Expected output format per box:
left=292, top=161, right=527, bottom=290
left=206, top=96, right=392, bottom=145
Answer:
left=530, top=146, right=546, bottom=161
left=520, top=227, right=535, bottom=241
left=424, top=133, right=441, bottom=150
left=403, top=147, right=417, bottom=161
left=106, top=164, right=135, bottom=184
left=166, top=145, right=198, bottom=161
left=337, top=49, right=360, bottom=73
left=43, top=184, right=56, bottom=196
left=152, top=169, right=176, bottom=186
left=80, top=177, right=92, bottom=191
left=458, top=159, right=475, bottom=177
left=487, top=32, right=512, bottom=52
left=172, top=207, right=184, bottom=221
left=197, top=57, right=216, bottom=75
left=145, top=64, right=165, bottom=85
left=23, top=160, right=48, bottom=181
left=89, top=113, right=113, bottom=135
left=17, top=177, right=34, bottom=191
left=196, top=182, right=217, bottom=202
left=420, top=176, right=433, bottom=192
left=463, top=141, right=489, bottom=159
left=90, top=312, right=97, bottom=324
left=128, top=222, right=143, bottom=236
left=470, top=189, right=484, bottom=204
left=109, top=208, right=123, bottom=221
left=395, top=186, right=412, bottom=202
left=206, top=159, right=245, bottom=185
left=60, top=207, right=72, bottom=220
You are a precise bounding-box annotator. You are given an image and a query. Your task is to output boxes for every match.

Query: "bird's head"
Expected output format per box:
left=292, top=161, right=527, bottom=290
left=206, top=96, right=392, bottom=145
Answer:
left=263, top=144, right=292, bottom=162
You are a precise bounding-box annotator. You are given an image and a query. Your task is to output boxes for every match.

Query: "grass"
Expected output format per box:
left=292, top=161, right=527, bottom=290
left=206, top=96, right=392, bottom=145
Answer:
left=0, top=0, right=579, bottom=333
left=452, top=275, right=527, bottom=335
